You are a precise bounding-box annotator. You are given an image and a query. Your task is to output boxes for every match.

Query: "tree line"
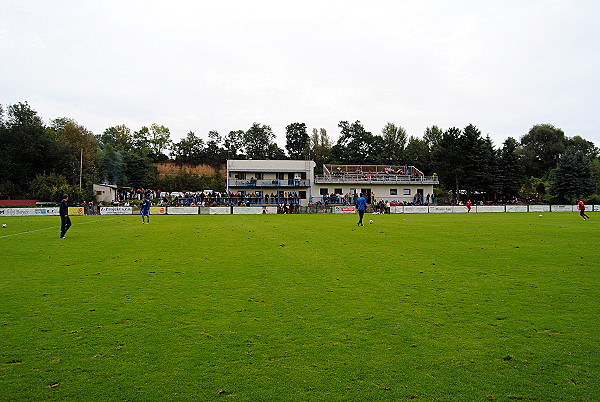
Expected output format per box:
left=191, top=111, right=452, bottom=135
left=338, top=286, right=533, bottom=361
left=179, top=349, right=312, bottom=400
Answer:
left=1, top=102, right=598, bottom=204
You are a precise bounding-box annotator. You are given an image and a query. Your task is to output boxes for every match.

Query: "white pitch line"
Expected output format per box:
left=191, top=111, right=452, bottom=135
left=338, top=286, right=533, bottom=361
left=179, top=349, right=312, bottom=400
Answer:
left=0, top=217, right=121, bottom=239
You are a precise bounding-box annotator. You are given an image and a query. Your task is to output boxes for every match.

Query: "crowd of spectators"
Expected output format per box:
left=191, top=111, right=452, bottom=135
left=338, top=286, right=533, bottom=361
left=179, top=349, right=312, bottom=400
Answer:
left=330, top=166, right=418, bottom=180
left=116, top=188, right=303, bottom=207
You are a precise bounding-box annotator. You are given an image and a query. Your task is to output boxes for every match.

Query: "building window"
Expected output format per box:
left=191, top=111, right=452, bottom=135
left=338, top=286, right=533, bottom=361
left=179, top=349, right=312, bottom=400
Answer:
left=334, top=188, right=342, bottom=194
left=255, top=172, right=263, bottom=179
left=320, top=188, right=329, bottom=195
left=403, top=189, right=411, bottom=195
left=299, top=191, right=306, bottom=199
left=390, top=189, right=397, bottom=196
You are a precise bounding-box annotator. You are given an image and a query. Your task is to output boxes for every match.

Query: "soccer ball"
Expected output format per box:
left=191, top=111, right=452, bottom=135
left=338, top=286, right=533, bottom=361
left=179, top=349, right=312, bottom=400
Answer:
left=539, top=215, right=543, bottom=218
left=369, top=220, right=373, bottom=224
left=2, top=224, right=6, bottom=228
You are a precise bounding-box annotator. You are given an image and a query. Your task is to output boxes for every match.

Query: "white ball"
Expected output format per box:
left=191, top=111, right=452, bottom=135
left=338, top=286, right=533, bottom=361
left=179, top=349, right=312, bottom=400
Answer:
left=369, top=220, right=373, bottom=224
left=539, top=215, right=543, bottom=218
left=2, top=224, right=6, bottom=228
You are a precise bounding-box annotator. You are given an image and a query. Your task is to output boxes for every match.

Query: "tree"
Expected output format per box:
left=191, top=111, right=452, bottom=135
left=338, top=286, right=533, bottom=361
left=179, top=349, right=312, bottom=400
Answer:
left=552, top=150, right=595, bottom=202
left=285, top=122, right=309, bottom=159
left=224, top=130, right=245, bottom=159
left=171, top=131, right=205, bottom=164
left=332, top=121, right=383, bottom=164
left=496, top=137, right=525, bottom=200
left=28, top=173, right=69, bottom=201
left=404, top=136, right=429, bottom=170
left=204, top=130, right=227, bottom=166
left=100, top=125, right=133, bottom=153
left=243, top=123, right=275, bottom=159
left=97, top=125, right=132, bottom=185
left=0, top=102, right=54, bottom=197
left=520, top=124, right=566, bottom=178
left=266, top=143, right=287, bottom=160
left=148, top=123, right=172, bottom=161
left=460, top=125, right=496, bottom=198
left=309, top=128, right=332, bottom=170
left=432, top=127, right=464, bottom=198
left=565, top=135, right=599, bottom=159
left=48, top=118, right=100, bottom=188
left=132, top=126, right=152, bottom=157
left=123, top=153, right=156, bottom=189
left=423, top=125, right=443, bottom=151
left=380, top=122, right=407, bottom=165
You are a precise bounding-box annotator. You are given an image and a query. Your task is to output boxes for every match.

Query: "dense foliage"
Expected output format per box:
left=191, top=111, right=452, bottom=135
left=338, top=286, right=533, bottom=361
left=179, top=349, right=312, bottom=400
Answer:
left=1, top=102, right=598, bottom=203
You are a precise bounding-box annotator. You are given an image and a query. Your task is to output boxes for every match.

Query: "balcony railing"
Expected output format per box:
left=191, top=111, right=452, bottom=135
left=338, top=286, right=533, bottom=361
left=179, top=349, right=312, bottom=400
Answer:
left=315, top=173, right=438, bottom=184
left=228, top=179, right=311, bottom=187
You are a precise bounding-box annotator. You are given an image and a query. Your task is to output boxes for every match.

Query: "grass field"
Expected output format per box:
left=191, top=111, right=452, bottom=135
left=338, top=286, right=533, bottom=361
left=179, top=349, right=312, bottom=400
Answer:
left=0, top=212, right=598, bottom=401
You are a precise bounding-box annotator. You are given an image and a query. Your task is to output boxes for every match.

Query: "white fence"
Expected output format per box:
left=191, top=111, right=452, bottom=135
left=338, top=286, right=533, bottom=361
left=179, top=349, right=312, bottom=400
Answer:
left=1, top=205, right=596, bottom=216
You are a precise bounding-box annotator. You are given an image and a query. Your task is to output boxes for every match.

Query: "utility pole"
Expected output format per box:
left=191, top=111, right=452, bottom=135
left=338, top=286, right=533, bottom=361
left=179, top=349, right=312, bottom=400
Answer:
left=79, top=148, right=83, bottom=189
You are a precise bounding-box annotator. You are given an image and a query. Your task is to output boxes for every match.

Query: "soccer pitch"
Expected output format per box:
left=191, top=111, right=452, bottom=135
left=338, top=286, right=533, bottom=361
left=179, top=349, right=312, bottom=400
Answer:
left=1, top=213, right=598, bottom=400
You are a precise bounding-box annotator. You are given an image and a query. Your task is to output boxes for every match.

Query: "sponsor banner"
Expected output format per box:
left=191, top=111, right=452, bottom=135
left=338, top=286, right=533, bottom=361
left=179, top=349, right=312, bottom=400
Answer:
left=452, top=206, right=468, bottom=213
left=261, top=206, right=278, bottom=214
left=100, top=206, right=133, bottom=215
left=233, top=207, right=263, bottom=214
left=528, top=205, right=550, bottom=213
left=68, top=206, right=85, bottom=216
left=506, top=205, right=528, bottom=213
left=476, top=205, right=505, bottom=213
left=167, top=206, right=198, bottom=215
left=592, top=205, right=599, bottom=212
left=200, top=207, right=230, bottom=215
left=404, top=206, right=429, bottom=214
left=429, top=206, right=453, bottom=213
left=0, top=207, right=60, bottom=216
left=150, top=206, right=166, bottom=215
left=389, top=205, right=403, bottom=214
left=550, top=205, right=572, bottom=213
left=334, top=206, right=356, bottom=214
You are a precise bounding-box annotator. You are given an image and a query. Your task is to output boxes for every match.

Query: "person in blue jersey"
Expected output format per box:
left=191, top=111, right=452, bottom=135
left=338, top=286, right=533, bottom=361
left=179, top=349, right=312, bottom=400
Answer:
left=355, top=192, right=367, bottom=226
left=59, top=194, right=72, bottom=238
left=141, top=197, right=151, bottom=224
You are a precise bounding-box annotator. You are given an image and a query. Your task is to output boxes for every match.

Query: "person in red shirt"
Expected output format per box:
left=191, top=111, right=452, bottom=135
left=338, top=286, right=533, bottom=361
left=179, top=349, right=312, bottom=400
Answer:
left=465, top=200, right=473, bottom=213
left=577, top=199, right=590, bottom=220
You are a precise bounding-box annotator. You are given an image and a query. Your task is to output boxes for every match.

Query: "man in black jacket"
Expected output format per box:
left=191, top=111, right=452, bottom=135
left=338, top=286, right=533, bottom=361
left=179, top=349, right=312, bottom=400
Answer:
left=60, top=194, right=72, bottom=238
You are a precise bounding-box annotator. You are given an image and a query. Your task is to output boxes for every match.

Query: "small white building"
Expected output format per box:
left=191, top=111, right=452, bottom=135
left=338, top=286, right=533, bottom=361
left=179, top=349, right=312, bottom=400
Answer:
left=227, top=160, right=438, bottom=206
left=93, top=184, right=130, bottom=204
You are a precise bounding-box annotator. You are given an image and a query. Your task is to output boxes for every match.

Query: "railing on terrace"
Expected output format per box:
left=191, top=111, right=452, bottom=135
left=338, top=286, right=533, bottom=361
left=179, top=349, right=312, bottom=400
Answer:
left=315, top=173, right=438, bottom=184
left=324, top=164, right=424, bottom=177
left=228, top=178, right=311, bottom=187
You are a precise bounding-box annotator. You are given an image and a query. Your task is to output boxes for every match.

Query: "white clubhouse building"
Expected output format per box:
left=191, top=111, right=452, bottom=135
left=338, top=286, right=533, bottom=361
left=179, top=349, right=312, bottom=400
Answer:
left=226, top=159, right=439, bottom=206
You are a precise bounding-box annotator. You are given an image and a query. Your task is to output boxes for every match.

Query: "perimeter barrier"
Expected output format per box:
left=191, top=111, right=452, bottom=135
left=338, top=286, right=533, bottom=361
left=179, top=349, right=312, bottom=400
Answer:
left=1, top=204, right=598, bottom=216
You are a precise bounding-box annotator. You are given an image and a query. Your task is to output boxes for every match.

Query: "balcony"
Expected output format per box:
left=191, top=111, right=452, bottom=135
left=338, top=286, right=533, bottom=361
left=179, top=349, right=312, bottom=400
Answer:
left=315, top=173, right=438, bottom=185
left=317, top=164, right=438, bottom=185
left=228, top=178, right=311, bottom=188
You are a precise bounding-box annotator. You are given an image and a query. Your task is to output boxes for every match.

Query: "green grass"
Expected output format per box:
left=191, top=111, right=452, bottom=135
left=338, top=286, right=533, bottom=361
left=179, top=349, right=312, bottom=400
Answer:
left=1, top=212, right=598, bottom=401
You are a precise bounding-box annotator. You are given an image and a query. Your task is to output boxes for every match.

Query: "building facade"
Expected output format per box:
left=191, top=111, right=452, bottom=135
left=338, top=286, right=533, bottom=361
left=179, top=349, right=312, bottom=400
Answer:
left=226, top=160, right=316, bottom=206
left=227, top=160, right=438, bottom=206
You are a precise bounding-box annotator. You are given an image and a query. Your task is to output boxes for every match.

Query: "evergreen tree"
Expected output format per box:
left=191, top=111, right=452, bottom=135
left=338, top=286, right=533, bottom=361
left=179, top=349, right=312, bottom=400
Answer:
left=552, top=150, right=595, bottom=201
left=497, top=137, right=525, bottom=200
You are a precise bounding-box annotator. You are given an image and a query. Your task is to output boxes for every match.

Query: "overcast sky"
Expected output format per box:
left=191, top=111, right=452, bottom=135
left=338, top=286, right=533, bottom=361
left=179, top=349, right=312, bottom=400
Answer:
left=1, top=0, right=599, bottom=149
